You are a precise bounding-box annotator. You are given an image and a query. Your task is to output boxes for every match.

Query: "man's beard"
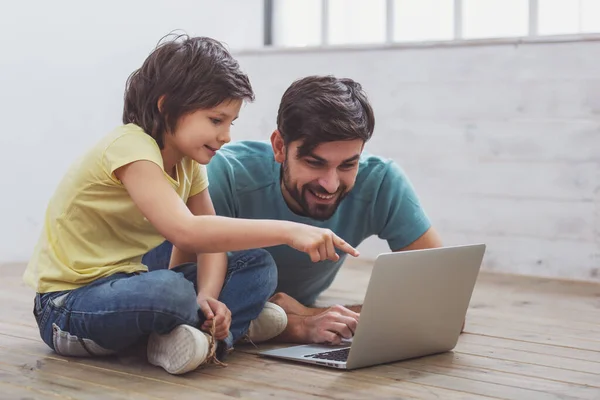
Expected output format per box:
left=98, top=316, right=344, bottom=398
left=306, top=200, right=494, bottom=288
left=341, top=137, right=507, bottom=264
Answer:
left=281, top=161, right=348, bottom=221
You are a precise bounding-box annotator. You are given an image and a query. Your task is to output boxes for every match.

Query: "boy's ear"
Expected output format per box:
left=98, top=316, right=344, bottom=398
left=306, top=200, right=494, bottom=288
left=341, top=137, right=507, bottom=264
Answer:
left=157, top=95, right=165, bottom=113
left=271, top=130, right=286, bottom=163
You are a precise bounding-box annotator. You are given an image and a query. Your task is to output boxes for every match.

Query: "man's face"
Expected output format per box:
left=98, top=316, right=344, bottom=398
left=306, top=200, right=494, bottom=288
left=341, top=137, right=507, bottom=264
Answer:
left=280, top=139, right=364, bottom=220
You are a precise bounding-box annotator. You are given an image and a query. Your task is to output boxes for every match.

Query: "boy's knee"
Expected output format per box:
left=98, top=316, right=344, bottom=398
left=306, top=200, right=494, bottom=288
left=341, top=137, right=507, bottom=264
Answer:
left=249, top=249, right=278, bottom=297
left=146, top=270, right=198, bottom=315
left=230, top=249, right=278, bottom=296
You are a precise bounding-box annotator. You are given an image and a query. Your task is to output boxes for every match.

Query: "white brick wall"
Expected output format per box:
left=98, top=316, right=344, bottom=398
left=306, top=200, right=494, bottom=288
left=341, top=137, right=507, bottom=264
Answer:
left=234, top=37, right=600, bottom=282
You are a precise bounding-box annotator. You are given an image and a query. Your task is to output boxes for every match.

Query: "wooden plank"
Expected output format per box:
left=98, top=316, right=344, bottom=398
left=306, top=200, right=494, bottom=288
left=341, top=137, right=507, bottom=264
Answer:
left=472, top=272, right=600, bottom=295
left=4, top=261, right=600, bottom=399
left=401, top=356, right=600, bottom=400
left=0, top=379, right=67, bottom=400
left=0, top=350, right=227, bottom=400
left=239, top=342, right=600, bottom=399
left=0, top=362, right=145, bottom=400
left=464, top=323, right=600, bottom=352
left=366, top=363, right=588, bottom=400
left=457, top=341, right=600, bottom=374
left=418, top=350, right=600, bottom=389
left=468, top=314, right=600, bottom=340
left=0, top=339, right=331, bottom=400
left=460, top=333, right=600, bottom=363
left=468, top=307, right=600, bottom=333
left=0, top=322, right=41, bottom=342
left=227, top=352, right=498, bottom=400
left=0, top=333, right=496, bottom=400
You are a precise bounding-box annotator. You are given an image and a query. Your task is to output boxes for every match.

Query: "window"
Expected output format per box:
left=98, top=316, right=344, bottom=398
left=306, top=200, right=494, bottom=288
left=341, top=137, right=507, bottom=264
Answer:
left=393, top=0, right=454, bottom=42
left=463, top=0, right=529, bottom=39
left=327, top=0, right=386, bottom=45
left=269, top=0, right=600, bottom=48
left=272, top=0, right=322, bottom=47
left=581, top=0, right=600, bottom=33
left=539, top=0, right=600, bottom=35
left=538, top=0, right=580, bottom=35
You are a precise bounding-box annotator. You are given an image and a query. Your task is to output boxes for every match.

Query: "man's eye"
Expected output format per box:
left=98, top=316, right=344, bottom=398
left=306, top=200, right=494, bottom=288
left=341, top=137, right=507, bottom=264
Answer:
left=306, top=160, right=323, bottom=167
left=340, top=163, right=356, bottom=170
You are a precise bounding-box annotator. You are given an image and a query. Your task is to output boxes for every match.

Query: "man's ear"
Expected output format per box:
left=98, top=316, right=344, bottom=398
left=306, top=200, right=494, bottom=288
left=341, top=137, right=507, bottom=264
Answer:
left=270, top=130, right=286, bottom=163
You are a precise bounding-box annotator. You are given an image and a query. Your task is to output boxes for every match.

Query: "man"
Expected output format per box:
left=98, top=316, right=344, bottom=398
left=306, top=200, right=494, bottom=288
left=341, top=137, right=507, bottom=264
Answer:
left=144, top=75, right=443, bottom=345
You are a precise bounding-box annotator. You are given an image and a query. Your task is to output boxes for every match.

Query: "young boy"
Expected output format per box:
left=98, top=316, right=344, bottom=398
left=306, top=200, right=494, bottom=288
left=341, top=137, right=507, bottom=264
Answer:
left=23, top=34, right=359, bottom=375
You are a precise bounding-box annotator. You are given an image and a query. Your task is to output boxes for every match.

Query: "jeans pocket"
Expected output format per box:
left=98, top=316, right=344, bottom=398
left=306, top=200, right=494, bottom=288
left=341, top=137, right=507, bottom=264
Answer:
left=51, top=323, right=115, bottom=357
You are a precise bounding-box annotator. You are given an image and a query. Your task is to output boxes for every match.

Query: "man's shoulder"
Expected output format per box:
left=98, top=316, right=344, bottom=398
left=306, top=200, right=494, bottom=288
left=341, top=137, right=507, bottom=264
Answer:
left=353, top=152, right=405, bottom=192
left=219, top=140, right=274, bottom=159
left=208, top=140, right=277, bottom=193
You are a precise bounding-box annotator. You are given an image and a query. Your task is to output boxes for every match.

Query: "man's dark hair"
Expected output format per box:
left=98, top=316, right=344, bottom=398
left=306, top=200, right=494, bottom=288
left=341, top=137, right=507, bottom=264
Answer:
left=276, top=75, right=375, bottom=158
left=123, top=33, right=254, bottom=148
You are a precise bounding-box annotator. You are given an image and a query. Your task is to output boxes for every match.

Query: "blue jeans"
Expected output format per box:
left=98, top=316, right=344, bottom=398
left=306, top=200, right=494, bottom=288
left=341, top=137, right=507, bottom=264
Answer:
left=33, top=247, right=277, bottom=359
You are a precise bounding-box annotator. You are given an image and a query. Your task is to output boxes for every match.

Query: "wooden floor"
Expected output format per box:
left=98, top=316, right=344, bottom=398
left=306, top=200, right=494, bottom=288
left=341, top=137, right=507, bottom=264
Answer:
left=1, top=259, right=600, bottom=400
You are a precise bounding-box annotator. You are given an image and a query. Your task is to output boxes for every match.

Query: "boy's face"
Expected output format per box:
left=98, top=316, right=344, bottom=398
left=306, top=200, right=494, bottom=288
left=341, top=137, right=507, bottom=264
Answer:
left=273, top=133, right=364, bottom=221
left=167, top=99, right=242, bottom=165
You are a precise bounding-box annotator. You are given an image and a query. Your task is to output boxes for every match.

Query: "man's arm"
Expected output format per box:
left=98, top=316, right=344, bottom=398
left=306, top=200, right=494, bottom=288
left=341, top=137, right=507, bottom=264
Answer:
left=394, top=226, right=442, bottom=252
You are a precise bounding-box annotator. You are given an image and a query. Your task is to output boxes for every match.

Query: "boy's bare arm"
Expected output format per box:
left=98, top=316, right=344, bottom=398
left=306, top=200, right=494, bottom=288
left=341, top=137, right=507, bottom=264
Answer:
left=175, top=189, right=231, bottom=339
left=185, top=189, right=228, bottom=300
left=115, top=160, right=359, bottom=259
left=169, top=246, right=196, bottom=268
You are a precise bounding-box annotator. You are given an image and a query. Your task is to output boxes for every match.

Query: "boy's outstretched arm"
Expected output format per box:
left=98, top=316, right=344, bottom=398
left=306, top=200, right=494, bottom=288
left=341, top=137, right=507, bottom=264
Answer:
left=186, top=189, right=231, bottom=339
left=115, top=160, right=359, bottom=259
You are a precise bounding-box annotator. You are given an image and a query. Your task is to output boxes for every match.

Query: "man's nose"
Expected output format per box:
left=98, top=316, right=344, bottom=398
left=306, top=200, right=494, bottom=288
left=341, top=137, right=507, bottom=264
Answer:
left=318, top=170, right=340, bottom=193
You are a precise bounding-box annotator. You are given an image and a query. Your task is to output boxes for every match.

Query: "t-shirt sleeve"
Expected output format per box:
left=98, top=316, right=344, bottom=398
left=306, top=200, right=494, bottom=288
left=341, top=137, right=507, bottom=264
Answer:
left=372, top=161, right=431, bottom=251
left=102, top=132, right=164, bottom=182
left=189, top=162, right=209, bottom=197
left=206, top=152, right=239, bottom=218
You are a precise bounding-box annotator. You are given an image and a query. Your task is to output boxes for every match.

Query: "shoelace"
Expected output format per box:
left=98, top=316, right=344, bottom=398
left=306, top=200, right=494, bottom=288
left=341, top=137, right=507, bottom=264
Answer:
left=201, top=318, right=228, bottom=368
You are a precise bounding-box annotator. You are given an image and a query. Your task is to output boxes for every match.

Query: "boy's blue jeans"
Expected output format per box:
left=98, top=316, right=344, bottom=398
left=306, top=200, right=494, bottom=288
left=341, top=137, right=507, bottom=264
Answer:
left=33, top=244, right=277, bottom=359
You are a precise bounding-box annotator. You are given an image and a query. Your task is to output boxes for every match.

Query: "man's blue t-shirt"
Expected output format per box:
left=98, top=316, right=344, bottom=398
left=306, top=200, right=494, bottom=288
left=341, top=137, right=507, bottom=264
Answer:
left=207, top=141, right=431, bottom=306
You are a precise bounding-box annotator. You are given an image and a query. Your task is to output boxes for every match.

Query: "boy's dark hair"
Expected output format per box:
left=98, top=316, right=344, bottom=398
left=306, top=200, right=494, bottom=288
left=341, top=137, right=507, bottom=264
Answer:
left=276, top=75, right=375, bottom=158
left=123, top=33, right=254, bottom=148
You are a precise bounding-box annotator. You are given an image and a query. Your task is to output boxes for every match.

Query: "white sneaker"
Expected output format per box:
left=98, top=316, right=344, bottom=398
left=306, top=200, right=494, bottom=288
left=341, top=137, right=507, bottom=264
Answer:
left=247, top=302, right=288, bottom=343
left=147, top=324, right=214, bottom=375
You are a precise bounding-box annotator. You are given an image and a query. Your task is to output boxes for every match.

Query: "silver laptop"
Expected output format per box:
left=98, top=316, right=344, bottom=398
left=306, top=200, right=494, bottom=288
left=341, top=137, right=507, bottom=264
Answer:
left=259, top=244, right=486, bottom=370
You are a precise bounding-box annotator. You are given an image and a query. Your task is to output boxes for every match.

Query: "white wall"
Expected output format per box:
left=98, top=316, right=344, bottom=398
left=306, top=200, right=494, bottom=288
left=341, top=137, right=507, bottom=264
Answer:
left=0, top=0, right=262, bottom=262
left=2, top=2, right=598, bottom=284
left=232, top=37, right=600, bottom=282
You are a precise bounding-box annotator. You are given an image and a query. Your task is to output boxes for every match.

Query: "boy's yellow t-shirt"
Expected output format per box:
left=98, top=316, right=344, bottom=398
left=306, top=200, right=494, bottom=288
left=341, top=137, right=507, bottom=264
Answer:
left=23, top=124, right=209, bottom=293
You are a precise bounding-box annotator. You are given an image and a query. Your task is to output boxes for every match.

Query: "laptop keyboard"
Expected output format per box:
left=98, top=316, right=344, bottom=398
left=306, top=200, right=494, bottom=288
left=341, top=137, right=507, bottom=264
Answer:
left=304, top=348, right=350, bottom=362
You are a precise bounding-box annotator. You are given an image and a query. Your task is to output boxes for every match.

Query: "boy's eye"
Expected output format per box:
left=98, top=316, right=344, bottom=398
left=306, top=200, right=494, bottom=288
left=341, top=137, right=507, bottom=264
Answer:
left=210, top=118, right=222, bottom=125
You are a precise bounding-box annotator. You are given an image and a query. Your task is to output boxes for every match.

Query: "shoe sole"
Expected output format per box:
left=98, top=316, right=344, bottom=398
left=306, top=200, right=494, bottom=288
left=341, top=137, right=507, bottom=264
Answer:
left=147, top=325, right=208, bottom=375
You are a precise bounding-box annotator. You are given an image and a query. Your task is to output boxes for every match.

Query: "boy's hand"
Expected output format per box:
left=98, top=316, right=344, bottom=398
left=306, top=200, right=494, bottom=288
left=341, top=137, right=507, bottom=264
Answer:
left=197, top=294, right=231, bottom=340
left=285, top=225, right=359, bottom=262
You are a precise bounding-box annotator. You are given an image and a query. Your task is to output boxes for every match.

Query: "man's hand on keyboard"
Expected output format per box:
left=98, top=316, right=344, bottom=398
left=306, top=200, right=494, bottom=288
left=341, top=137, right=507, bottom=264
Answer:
left=300, top=305, right=359, bottom=345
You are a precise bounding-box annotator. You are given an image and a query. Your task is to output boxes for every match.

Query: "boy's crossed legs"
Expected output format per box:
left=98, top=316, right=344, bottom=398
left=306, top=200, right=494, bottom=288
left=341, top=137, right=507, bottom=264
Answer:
left=33, top=249, right=287, bottom=375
